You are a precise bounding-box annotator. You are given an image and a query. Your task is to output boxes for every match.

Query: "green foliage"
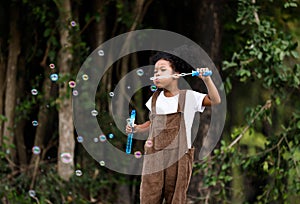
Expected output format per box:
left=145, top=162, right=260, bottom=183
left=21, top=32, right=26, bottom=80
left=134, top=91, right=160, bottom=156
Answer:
left=202, top=0, right=300, bottom=203
left=0, top=150, right=131, bottom=203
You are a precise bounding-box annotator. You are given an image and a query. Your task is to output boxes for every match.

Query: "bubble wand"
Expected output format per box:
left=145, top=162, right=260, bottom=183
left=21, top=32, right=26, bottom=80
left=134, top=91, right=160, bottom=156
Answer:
left=150, top=68, right=212, bottom=80
left=126, top=110, right=136, bottom=154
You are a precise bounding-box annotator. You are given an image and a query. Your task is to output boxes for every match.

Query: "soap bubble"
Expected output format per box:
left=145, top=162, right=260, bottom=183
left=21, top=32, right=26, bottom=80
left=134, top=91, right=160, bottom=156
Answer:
left=108, top=133, right=114, bottom=139
left=136, top=69, right=144, bottom=76
left=72, top=90, right=78, bottom=96
left=31, top=89, right=38, bottom=95
left=134, top=151, right=142, bottom=159
left=109, top=92, right=114, bottom=97
left=32, top=120, right=38, bottom=127
left=91, top=110, right=98, bottom=116
left=28, top=190, right=36, bottom=197
left=99, top=160, right=105, bottom=166
left=70, top=21, right=77, bottom=27
left=75, top=169, right=82, bottom=176
left=68, top=81, right=76, bottom=88
left=98, top=50, right=104, bottom=56
left=60, top=152, right=72, bottom=163
left=93, top=137, right=99, bottom=143
left=32, top=146, right=41, bottom=155
left=145, top=140, right=153, bottom=148
left=50, top=73, right=58, bottom=82
left=127, top=86, right=131, bottom=89
left=82, top=74, right=89, bottom=81
left=77, top=136, right=83, bottom=143
left=99, top=134, right=107, bottom=142
left=49, top=63, right=55, bottom=69
left=150, top=85, right=157, bottom=92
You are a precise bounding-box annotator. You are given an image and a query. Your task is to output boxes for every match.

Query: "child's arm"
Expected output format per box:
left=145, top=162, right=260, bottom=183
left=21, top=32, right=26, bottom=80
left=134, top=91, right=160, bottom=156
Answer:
left=197, top=68, right=221, bottom=106
left=126, top=121, right=151, bottom=134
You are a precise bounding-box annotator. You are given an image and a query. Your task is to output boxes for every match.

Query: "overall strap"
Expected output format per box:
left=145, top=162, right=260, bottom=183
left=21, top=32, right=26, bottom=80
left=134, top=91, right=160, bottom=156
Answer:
left=151, top=90, right=161, bottom=114
left=177, top=90, right=187, bottom=112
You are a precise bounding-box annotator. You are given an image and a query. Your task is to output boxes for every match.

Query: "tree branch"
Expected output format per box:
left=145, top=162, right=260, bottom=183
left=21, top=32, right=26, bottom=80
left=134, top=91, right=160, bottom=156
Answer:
left=228, top=100, right=272, bottom=149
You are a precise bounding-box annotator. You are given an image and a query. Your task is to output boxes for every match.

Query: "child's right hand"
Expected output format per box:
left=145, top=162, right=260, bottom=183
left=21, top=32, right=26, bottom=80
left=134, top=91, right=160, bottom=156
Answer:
left=125, top=124, right=137, bottom=134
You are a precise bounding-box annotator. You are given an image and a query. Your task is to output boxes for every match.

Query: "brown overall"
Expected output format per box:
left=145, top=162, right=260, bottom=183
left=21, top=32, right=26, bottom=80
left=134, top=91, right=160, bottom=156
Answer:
left=140, top=90, right=194, bottom=204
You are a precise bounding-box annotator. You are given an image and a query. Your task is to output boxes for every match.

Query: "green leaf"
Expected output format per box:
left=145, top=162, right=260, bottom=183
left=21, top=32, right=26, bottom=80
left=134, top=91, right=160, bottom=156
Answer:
left=263, top=161, right=268, bottom=171
left=291, top=50, right=299, bottom=59
left=296, top=121, right=300, bottom=129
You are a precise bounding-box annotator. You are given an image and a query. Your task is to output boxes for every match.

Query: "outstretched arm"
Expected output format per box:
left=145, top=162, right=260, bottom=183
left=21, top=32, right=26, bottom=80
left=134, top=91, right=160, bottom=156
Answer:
left=197, top=68, right=221, bottom=106
left=126, top=121, right=151, bottom=134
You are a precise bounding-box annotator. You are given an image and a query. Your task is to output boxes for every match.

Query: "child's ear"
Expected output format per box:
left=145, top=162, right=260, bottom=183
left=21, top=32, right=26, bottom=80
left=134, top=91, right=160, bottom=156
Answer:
left=172, top=71, right=180, bottom=79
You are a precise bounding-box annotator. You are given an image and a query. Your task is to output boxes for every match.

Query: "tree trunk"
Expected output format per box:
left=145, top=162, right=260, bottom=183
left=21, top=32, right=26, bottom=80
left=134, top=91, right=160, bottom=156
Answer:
left=56, top=0, right=75, bottom=181
left=0, top=0, right=8, bottom=147
left=188, top=0, right=224, bottom=202
left=29, top=49, right=53, bottom=166
left=3, top=3, right=21, bottom=166
left=92, top=0, right=110, bottom=113
left=0, top=48, right=6, bottom=146
left=15, top=56, right=27, bottom=170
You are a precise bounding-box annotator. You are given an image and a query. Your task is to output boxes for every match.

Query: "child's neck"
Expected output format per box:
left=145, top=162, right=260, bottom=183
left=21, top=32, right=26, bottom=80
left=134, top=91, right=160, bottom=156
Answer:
left=163, top=87, right=180, bottom=97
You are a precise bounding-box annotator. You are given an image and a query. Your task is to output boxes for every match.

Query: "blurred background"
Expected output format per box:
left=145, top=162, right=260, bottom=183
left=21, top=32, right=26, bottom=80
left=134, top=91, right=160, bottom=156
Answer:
left=0, top=0, right=299, bottom=203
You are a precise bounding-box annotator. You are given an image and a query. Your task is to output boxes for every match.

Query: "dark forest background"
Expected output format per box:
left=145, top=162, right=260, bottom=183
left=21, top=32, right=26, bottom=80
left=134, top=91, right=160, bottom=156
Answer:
left=0, top=0, right=300, bottom=203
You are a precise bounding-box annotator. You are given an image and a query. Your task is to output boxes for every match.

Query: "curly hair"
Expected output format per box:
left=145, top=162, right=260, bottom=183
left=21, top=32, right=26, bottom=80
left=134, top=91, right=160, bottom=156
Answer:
left=150, top=52, right=193, bottom=74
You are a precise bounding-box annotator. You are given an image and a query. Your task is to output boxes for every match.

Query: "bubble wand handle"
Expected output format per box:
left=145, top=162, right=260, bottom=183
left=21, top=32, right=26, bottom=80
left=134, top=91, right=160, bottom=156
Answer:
left=126, top=110, right=136, bottom=154
left=191, top=70, right=212, bottom=77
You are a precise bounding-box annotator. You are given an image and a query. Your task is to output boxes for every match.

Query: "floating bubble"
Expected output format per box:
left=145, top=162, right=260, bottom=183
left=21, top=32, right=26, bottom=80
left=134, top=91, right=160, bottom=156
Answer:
left=31, top=89, right=38, bottom=95
left=150, top=85, right=157, bottom=92
left=60, top=152, right=73, bottom=164
left=68, top=80, right=76, bottom=88
left=136, top=69, right=144, bottom=76
left=93, top=137, right=99, bottom=143
left=109, top=92, right=114, bottom=97
left=75, top=169, right=82, bottom=176
left=32, top=120, right=39, bottom=127
left=73, top=90, right=78, bottom=96
left=77, top=136, right=83, bottom=143
left=28, top=190, right=36, bottom=197
left=108, top=133, right=114, bottom=139
left=134, top=151, right=142, bottom=159
left=127, top=86, right=131, bottom=89
left=70, top=21, right=77, bottom=27
left=98, top=50, right=104, bottom=56
left=145, top=140, right=153, bottom=148
left=82, top=74, right=89, bottom=81
left=32, top=146, right=41, bottom=155
left=99, top=160, right=105, bottom=166
left=49, top=63, right=55, bottom=69
left=99, top=134, right=107, bottom=142
left=50, top=73, right=58, bottom=82
left=91, top=110, right=98, bottom=116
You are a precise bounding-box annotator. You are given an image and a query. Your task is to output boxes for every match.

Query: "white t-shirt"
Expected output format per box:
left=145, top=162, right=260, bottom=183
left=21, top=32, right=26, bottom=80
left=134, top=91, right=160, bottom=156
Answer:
left=145, top=90, right=206, bottom=148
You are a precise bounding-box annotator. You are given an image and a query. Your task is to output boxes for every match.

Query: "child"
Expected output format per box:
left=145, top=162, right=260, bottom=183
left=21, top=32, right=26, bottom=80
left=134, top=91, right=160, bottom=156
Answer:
left=126, top=52, right=221, bottom=204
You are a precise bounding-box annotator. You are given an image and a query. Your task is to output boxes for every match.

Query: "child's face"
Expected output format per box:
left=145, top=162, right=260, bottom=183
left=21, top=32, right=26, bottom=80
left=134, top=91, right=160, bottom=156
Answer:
left=153, top=59, right=178, bottom=89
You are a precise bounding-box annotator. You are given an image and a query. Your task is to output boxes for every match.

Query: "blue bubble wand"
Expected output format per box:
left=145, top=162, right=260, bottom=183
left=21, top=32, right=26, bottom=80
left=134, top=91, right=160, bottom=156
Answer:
left=126, top=110, right=136, bottom=154
left=150, top=68, right=212, bottom=80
